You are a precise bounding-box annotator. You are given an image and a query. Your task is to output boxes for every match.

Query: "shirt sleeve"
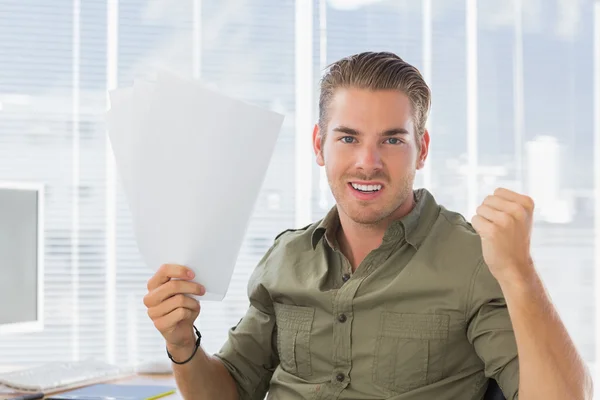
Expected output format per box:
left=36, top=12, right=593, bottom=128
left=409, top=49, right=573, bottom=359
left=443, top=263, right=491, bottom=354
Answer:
left=214, top=243, right=280, bottom=400
left=466, top=258, right=520, bottom=400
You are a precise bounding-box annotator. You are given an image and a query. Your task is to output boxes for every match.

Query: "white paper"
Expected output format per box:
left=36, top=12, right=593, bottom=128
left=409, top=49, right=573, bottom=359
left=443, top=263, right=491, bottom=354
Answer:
left=106, top=71, right=284, bottom=300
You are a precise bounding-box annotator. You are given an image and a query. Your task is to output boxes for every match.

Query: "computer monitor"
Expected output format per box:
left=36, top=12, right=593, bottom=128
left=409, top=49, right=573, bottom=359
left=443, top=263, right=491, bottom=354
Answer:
left=0, top=182, right=44, bottom=335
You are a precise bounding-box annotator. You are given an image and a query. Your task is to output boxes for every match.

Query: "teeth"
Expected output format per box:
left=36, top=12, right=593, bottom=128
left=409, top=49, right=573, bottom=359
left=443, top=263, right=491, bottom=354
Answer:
left=351, top=183, right=382, bottom=192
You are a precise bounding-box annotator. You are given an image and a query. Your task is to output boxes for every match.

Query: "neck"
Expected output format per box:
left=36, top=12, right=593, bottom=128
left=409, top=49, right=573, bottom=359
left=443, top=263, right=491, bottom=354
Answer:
left=337, top=193, right=416, bottom=271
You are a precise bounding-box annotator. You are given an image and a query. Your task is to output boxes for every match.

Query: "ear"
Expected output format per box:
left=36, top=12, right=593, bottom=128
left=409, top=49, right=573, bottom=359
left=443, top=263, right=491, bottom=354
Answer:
left=313, top=124, right=325, bottom=166
left=416, top=129, right=430, bottom=170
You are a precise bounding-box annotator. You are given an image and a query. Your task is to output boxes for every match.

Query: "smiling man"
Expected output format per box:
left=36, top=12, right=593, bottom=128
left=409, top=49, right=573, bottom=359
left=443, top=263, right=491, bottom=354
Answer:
left=143, top=52, right=593, bottom=400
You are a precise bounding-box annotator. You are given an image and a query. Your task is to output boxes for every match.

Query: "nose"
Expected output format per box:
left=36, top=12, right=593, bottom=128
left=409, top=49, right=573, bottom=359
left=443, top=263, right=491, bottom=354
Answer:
left=355, top=143, right=383, bottom=172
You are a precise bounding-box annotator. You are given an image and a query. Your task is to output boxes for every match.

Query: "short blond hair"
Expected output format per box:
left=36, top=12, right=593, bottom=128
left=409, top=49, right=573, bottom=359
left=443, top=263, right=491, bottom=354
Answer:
left=318, top=51, right=431, bottom=140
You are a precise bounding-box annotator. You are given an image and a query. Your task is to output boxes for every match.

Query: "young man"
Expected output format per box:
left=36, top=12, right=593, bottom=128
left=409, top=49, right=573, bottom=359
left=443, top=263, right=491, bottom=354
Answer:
left=143, top=52, right=593, bottom=399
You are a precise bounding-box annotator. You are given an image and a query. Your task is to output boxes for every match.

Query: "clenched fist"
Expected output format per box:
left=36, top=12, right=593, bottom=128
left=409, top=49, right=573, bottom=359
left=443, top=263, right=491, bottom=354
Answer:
left=471, top=188, right=535, bottom=284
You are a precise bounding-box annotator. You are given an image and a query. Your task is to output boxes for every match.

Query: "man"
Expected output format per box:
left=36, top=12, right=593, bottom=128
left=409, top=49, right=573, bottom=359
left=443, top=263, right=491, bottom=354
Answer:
left=143, top=52, right=593, bottom=399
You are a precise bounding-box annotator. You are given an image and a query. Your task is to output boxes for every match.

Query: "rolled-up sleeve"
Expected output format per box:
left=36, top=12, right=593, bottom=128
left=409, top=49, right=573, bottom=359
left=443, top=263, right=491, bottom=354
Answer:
left=214, top=244, right=280, bottom=400
left=466, top=259, right=520, bottom=400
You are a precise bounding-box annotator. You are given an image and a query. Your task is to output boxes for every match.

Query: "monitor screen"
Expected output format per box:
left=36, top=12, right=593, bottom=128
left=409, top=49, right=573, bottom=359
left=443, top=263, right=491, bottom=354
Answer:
left=0, top=183, right=44, bottom=334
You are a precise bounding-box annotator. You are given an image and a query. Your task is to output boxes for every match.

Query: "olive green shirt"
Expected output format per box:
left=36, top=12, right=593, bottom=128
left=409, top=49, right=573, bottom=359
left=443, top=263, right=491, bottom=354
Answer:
left=215, top=189, right=519, bottom=399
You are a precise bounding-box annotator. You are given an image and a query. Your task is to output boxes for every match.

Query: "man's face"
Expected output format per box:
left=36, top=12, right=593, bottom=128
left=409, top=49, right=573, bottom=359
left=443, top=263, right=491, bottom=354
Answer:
left=313, top=88, right=429, bottom=225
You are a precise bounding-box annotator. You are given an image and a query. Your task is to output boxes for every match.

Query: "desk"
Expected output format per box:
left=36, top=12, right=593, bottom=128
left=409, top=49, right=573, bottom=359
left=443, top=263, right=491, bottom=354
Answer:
left=108, top=374, right=179, bottom=398
left=0, top=375, right=181, bottom=400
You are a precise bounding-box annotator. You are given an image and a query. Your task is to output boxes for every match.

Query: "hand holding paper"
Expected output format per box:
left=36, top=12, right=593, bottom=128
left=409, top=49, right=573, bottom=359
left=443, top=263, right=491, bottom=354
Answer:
left=106, top=72, right=284, bottom=301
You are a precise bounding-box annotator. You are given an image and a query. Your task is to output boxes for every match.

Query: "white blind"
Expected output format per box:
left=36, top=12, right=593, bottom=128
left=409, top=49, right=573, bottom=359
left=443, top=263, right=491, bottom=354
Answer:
left=0, top=0, right=87, bottom=364
left=0, top=0, right=596, bottom=370
left=0, top=0, right=297, bottom=365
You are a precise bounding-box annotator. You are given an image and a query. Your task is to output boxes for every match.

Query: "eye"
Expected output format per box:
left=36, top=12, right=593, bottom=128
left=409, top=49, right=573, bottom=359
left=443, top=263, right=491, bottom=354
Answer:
left=385, top=137, right=403, bottom=145
left=340, top=136, right=356, bottom=144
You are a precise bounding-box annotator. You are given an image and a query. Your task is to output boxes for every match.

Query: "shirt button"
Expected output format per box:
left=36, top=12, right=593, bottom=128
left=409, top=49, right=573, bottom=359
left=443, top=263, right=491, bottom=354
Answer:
left=337, top=314, right=347, bottom=323
left=336, top=373, right=345, bottom=382
left=342, top=273, right=350, bottom=282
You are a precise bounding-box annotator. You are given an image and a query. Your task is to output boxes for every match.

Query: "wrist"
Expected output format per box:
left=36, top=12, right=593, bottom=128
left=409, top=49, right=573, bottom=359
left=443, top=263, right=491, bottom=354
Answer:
left=495, top=259, right=536, bottom=290
left=496, top=265, right=545, bottom=307
left=166, top=340, right=196, bottom=359
left=166, top=325, right=202, bottom=364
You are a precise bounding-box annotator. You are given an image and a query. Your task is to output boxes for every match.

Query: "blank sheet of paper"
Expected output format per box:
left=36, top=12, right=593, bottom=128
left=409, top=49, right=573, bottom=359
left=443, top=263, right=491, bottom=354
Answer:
left=106, top=72, right=284, bottom=300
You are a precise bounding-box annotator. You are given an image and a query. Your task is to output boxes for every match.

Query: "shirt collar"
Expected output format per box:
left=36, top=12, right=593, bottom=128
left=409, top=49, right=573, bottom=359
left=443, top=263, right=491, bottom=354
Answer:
left=311, top=205, right=340, bottom=250
left=311, top=188, right=440, bottom=250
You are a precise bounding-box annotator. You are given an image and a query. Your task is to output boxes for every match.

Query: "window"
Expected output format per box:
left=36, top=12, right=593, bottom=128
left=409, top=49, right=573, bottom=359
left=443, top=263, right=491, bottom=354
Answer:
left=0, top=2, right=598, bottom=391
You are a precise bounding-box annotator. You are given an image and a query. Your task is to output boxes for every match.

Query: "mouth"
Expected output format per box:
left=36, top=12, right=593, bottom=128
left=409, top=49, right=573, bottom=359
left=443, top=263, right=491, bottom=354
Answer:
left=349, top=182, right=383, bottom=193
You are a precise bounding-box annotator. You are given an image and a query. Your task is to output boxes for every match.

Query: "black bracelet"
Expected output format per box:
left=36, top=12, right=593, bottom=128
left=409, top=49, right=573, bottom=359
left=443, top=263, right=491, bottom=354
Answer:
left=166, top=325, right=202, bottom=365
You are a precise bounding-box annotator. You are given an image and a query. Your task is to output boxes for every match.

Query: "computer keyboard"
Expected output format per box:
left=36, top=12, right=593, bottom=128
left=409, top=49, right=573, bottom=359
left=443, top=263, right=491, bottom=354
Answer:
left=0, top=359, right=135, bottom=393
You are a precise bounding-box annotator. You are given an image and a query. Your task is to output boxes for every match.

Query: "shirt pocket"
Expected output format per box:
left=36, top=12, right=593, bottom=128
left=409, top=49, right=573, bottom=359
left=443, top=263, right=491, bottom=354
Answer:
left=273, top=302, right=315, bottom=378
left=372, top=312, right=449, bottom=394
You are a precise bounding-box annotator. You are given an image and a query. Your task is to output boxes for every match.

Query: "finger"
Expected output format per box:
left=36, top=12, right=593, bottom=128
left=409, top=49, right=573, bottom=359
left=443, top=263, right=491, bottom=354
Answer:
left=471, top=214, right=493, bottom=238
left=147, top=264, right=195, bottom=291
left=476, top=204, right=509, bottom=226
left=144, top=280, right=205, bottom=308
left=147, top=294, right=200, bottom=320
left=153, top=308, right=198, bottom=333
left=493, top=188, right=534, bottom=212
left=483, top=195, right=527, bottom=221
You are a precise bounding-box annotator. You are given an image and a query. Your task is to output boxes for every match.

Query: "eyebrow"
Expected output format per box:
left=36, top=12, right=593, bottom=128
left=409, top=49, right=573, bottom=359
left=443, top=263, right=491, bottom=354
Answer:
left=332, top=125, right=409, bottom=136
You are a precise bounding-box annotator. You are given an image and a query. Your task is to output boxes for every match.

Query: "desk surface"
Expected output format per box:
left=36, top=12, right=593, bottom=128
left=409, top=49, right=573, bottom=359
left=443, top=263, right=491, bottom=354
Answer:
left=0, top=374, right=180, bottom=400
left=61, top=375, right=180, bottom=400
left=64, top=374, right=183, bottom=400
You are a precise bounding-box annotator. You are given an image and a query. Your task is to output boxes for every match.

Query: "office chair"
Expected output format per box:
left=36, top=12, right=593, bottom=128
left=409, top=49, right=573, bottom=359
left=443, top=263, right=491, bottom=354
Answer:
left=483, top=379, right=505, bottom=400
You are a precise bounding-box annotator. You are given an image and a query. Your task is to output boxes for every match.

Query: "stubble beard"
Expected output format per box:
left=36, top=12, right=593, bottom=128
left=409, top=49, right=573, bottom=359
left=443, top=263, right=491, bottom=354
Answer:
left=327, top=168, right=416, bottom=226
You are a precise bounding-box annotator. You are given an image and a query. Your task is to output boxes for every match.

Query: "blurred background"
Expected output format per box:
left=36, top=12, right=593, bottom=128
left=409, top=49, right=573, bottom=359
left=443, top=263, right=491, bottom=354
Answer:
left=0, top=0, right=598, bottom=389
